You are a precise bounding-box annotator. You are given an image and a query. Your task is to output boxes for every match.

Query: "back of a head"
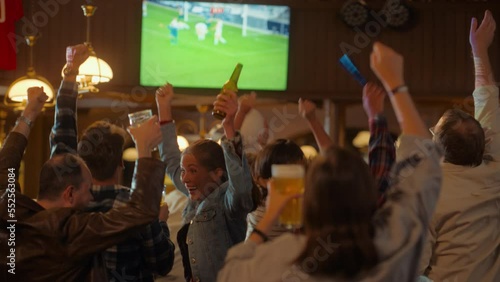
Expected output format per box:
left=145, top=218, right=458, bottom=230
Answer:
left=77, top=121, right=127, bottom=181
left=435, top=109, right=485, bottom=167
left=254, top=139, right=305, bottom=180
left=39, top=154, right=85, bottom=201
left=297, top=146, right=378, bottom=278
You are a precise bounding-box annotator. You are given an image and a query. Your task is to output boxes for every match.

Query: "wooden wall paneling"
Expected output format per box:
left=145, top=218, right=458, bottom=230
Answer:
left=431, top=8, right=444, bottom=93
left=126, top=1, right=143, bottom=86
left=288, top=8, right=305, bottom=91
left=332, top=14, right=350, bottom=94
left=303, top=10, right=317, bottom=92
left=445, top=11, right=456, bottom=93
left=314, top=10, right=327, bottom=93
left=422, top=7, right=434, bottom=94
left=409, top=6, right=423, bottom=93
left=325, top=9, right=336, bottom=92
left=455, top=9, right=467, bottom=94
left=286, top=7, right=297, bottom=91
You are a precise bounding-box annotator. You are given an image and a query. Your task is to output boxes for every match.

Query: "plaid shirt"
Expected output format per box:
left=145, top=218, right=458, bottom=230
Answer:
left=369, top=115, right=396, bottom=206
left=88, top=185, right=175, bottom=281
left=50, top=80, right=175, bottom=281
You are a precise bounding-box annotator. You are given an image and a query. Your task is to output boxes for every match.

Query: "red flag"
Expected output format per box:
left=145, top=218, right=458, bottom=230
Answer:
left=0, top=0, right=24, bottom=70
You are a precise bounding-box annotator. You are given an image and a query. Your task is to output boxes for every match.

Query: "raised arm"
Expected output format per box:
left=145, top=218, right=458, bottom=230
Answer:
left=135, top=117, right=176, bottom=276
left=369, top=42, right=442, bottom=281
left=215, top=90, right=238, bottom=140
left=371, top=41, right=440, bottom=218
left=362, top=82, right=395, bottom=206
left=65, top=117, right=166, bottom=257
left=298, top=98, right=333, bottom=153
left=470, top=11, right=500, bottom=159
left=0, top=87, right=48, bottom=193
left=157, top=83, right=189, bottom=197
left=234, top=91, right=256, bottom=131
left=470, top=10, right=496, bottom=88
left=371, top=42, right=429, bottom=138
left=50, top=44, right=89, bottom=157
left=214, top=91, right=254, bottom=214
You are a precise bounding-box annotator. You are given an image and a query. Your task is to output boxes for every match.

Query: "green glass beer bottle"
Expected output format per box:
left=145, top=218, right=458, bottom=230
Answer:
left=212, top=63, right=243, bottom=120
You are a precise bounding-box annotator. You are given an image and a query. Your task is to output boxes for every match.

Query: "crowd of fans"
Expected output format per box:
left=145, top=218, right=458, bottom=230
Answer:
left=0, top=10, right=498, bottom=282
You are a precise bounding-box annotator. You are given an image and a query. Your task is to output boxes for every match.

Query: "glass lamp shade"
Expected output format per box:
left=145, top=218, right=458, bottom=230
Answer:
left=177, top=135, right=189, bottom=151
left=5, top=76, right=55, bottom=105
left=353, top=131, right=370, bottom=148
left=61, top=55, right=113, bottom=85
left=300, top=145, right=318, bottom=159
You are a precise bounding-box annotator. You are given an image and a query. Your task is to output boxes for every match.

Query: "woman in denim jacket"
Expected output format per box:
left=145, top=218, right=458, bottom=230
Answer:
left=156, top=84, right=254, bottom=282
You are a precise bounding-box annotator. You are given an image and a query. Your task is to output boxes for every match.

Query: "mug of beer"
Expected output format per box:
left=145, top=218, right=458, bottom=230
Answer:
left=271, top=164, right=305, bottom=229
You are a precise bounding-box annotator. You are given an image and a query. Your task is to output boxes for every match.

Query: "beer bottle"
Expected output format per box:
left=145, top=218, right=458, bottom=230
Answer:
left=212, top=63, right=243, bottom=120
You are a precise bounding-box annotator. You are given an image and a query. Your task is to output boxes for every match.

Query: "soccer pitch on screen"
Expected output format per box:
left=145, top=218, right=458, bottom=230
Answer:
left=140, top=1, right=290, bottom=90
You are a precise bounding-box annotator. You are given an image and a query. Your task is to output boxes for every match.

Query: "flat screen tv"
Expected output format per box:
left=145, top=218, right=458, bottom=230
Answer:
left=140, top=0, right=290, bottom=90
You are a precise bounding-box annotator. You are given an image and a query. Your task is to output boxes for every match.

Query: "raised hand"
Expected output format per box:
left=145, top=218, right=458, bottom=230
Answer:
left=238, top=91, right=257, bottom=115
left=128, top=116, right=162, bottom=157
left=24, top=87, right=49, bottom=121
left=66, top=44, right=90, bottom=69
left=470, top=10, right=496, bottom=55
left=298, top=98, right=317, bottom=121
left=214, top=90, right=238, bottom=139
left=155, top=83, right=174, bottom=121
left=299, top=98, right=333, bottom=151
left=363, top=82, right=386, bottom=119
left=370, top=42, right=405, bottom=92
left=214, top=90, right=238, bottom=124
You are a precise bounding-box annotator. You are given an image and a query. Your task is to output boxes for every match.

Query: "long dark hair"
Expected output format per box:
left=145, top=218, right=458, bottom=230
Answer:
left=296, top=146, right=378, bottom=279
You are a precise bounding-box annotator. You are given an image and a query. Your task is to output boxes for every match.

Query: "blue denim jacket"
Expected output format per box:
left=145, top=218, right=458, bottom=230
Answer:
left=159, top=123, right=254, bottom=282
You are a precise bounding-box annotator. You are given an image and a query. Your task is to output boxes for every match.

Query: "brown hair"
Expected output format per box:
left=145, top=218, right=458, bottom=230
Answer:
left=182, top=139, right=227, bottom=181
left=434, top=109, right=484, bottom=167
left=38, top=154, right=85, bottom=200
left=245, top=152, right=263, bottom=212
left=77, top=121, right=127, bottom=181
left=296, top=146, right=378, bottom=278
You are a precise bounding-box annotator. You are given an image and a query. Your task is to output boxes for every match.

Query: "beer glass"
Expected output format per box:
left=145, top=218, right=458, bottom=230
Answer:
left=271, top=164, right=305, bottom=229
left=128, top=109, right=152, bottom=128
left=128, top=109, right=157, bottom=151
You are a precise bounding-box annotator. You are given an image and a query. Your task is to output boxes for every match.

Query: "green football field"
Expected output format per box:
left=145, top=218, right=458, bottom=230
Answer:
left=140, top=3, right=289, bottom=90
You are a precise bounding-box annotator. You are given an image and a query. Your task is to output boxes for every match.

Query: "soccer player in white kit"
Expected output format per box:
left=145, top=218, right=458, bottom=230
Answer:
left=214, top=19, right=227, bottom=45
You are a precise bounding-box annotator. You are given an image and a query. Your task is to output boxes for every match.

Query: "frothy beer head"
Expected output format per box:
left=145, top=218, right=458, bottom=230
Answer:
left=271, top=164, right=305, bottom=178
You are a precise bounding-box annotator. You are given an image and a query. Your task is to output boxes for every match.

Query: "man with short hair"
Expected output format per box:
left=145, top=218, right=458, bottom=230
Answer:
left=53, top=44, right=175, bottom=281
left=36, top=153, right=94, bottom=210
left=420, top=10, right=500, bottom=282
left=0, top=86, right=165, bottom=281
